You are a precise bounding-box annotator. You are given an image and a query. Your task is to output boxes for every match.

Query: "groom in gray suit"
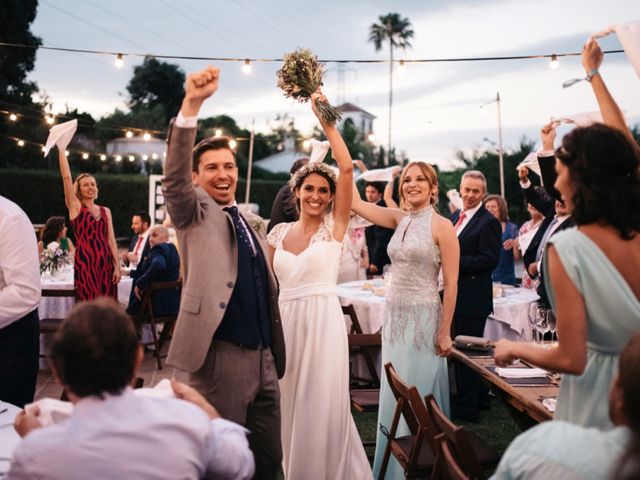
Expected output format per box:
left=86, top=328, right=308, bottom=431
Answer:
left=163, top=66, right=285, bottom=479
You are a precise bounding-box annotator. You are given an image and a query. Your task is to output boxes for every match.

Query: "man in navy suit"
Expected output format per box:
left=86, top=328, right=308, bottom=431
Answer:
left=127, top=225, right=180, bottom=316
left=450, top=170, right=501, bottom=421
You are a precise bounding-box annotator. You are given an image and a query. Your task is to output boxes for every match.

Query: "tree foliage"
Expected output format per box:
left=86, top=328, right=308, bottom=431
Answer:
left=368, top=13, right=414, bottom=51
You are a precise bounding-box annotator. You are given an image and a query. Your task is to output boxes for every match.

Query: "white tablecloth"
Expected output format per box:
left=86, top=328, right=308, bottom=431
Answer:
left=0, top=401, right=21, bottom=475
left=335, top=280, right=386, bottom=334
left=485, top=287, right=539, bottom=341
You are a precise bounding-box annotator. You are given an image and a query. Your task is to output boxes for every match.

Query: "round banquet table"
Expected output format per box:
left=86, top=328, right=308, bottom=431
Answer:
left=336, top=280, right=539, bottom=342
left=0, top=401, right=21, bottom=476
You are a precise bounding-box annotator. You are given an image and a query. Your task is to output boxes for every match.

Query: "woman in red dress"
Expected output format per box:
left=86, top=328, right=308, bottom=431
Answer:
left=57, top=148, right=120, bottom=301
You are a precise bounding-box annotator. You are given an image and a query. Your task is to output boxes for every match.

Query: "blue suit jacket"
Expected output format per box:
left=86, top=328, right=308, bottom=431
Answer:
left=451, top=206, right=502, bottom=319
left=127, top=242, right=180, bottom=316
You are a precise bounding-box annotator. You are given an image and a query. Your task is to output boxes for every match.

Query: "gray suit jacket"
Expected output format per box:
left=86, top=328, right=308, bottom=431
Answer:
left=162, top=123, right=285, bottom=377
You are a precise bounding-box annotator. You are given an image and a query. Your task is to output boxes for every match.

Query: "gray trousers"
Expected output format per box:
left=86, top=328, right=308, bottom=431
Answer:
left=189, top=339, right=282, bottom=480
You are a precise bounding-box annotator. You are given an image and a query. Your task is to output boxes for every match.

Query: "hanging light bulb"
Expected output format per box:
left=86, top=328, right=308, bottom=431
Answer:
left=128, top=155, right=135, bottom=162
left=151, top=153, right=158, bottom=160
left=9, top=113, right=17, bottom=121
left=65, top=150, right=70, bottom=156
left=242, top=59, right=252, bottom=74
left=229, top=139, right=238, bottom=149
left=142, top=154, right=149, bottom=160
left=41, top=146, right=47, bottom=153
left=82, top=153, right=89, bottom=160
left=142, top=132, right=151, bottom=141
left=125, top=130, right=133, bottom=138
left=398, top=59, right=406, bottom=73
left=17, top=140, right=25, bottom=147
left=100, top=154, right=107, bottom=161
left=302, top=139, right=311, bottom=150
left=214, top=129, right=222, bottom=137
left=116, top=155, right=122, bottom=162
left=367, top=133, right=376, bottom=142
left=549, top=54, right=559, bottom=70
left=45, top=115, right=55, bottom=125
left=115, top=53, right=124, bottom=68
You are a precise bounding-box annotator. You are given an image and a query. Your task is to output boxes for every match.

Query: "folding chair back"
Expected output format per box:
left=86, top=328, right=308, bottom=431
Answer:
left=435, top=433, right=470, bottom=480
left=39, top=288, right=77, bottom=357
left=377, top=362, right=438, bottom=479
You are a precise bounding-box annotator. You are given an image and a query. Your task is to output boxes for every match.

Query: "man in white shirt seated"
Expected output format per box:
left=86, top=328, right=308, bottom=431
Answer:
left=8, top=299, right=254, bottom=480
left=491, top=333, right=640, bottom=480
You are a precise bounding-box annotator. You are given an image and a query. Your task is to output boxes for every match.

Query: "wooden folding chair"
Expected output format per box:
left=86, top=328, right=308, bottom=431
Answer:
left=130, top=280, right=182, bottom=370
left=377, top=362, right=439, bottom=480
left=425, top=394, right=499, bottom=480
left=343, top=304, right=381, bottom=388
left=434, top=433, right=470, bottom=480
left=39, top=288, right=77, bottom=358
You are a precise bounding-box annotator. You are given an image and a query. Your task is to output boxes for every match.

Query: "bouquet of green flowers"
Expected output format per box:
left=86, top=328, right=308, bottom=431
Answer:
left=276, top=48, right=342, bottom=126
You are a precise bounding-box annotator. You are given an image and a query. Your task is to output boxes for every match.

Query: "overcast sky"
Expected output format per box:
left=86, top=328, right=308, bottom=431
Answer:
left=28, top=0, right=640, bottom=169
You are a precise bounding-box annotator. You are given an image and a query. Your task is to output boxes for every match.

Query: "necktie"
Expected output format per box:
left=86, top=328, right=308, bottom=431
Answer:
left=133, top=236, right=144, bottom=256
left=536, top=217, right=559, bottom=262
left=224, top=206, right=255, bottom=256
left=454, top=211, right=467, bottom=231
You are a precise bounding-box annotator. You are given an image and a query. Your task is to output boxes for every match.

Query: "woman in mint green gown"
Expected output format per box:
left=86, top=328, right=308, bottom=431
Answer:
left=351, top=162, right=460, bottom=478
left=494, top=123, right=640, bottom=430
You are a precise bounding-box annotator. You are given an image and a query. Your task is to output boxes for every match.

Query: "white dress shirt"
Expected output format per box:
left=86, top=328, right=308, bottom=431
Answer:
left=0, top=196, right=41, bottom=329
left=8, top=388, right=254, bottom=480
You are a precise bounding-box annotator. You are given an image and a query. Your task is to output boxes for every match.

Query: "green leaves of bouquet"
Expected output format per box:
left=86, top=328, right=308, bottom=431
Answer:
left=276, top=48, right=342, bottom=126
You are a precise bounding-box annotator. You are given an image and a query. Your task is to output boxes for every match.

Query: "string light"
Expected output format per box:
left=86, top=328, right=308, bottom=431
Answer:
left=302, top=139, right=311, bottom=150
left=398, top=59, right=406, bottom=73
left=45, top=115, right=55, bottom=125
left=17, top=139, right=25, bottom=147
left=65, top=150, right=69, bottom=156
left=82, top=153, right=89, bottom=160
left=549, top=54, right=559, bottom=69
left=214, top=129, right=222, bottom=137
left=115, top=155, right=122, bottom=162
left=142, top=154, right=148, bottom=160
left=100, top=154, right=107, bottom=161
left=9, top=113, right=17, bottom=121
left=142, top=132, right=151, bottom=141
left=229, top=139, right=237, bottom=149
left=151, top=153, right=158, bottom=160
left=242, top=59, right=252, bottom=74
left=41, top=146, right=47, bottom=153
left=128, top=155, right=135, bottom=162
left=367, top=133, right=376, bottom=142
left=125, top=130, right=133, bottom=138
left=114, top=53, right=124, bottom=68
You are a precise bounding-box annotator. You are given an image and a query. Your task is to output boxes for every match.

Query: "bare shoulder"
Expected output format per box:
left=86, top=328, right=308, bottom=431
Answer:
left=431, top=211, right=454, bottom=231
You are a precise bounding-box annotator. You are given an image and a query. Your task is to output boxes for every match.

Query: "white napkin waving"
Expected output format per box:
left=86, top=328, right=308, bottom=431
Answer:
left=309, top=139, right=330, bottom=164
left=43, top=119, right=77, bottom=157
left=446, top=189, right=463, bottom=211
left=356, top=165, right=401, bottom=182
left=592, top=21, right=640, bottom=78
left=133, top=378, right=175, bottom=399
left=495, top=367, right=548, bottom=379
left=25, top=398, right=74, bottom=428
left=517, top=152, right=542, bottom=179
left=551, top=111, right=604, bottom=128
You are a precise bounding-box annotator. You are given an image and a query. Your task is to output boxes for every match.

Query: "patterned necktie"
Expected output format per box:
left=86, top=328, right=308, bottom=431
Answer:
left=224, top=206, right=255, bottom=256
left=454, top=211, right=467, bottom=231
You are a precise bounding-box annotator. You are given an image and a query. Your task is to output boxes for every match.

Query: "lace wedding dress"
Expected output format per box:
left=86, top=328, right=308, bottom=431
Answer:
left=268, top=215, right=372, bottom=480
left=372, top=206, right=450, bottom=478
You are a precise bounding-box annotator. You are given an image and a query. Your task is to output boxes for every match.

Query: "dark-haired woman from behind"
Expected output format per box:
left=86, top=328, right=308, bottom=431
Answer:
left=38, top=216, right=75, bottom=256
left=494, top=123, right=640, bottom=430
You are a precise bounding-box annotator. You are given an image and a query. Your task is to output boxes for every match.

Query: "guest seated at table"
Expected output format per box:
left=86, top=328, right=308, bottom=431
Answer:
left=126, top=225, right=180, bottom=317
left=8, top=299, right=254, bottom=480
left=483, top=195, right=518, bottom=285
left=494, top=120, right=640, bottom=430
left=491, top=334, right=640, bottom=480
left=37, top=217, right=75, bottom=256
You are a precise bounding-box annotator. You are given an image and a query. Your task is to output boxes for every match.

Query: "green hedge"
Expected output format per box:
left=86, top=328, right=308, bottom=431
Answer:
left=0, top=169, right=284, bottom=237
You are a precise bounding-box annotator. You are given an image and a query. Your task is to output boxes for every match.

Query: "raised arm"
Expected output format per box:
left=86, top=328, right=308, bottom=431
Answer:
left=351, top=182, right=404, bottom=229
left=583, top=39, right=631, bottom=139
left=311, top=91, right=353, bottom=242
left=383, top=169, right=399, bottom=209
left=163, top=66, right=220, bottom=230
left=57, top=149, right=81, bottom=220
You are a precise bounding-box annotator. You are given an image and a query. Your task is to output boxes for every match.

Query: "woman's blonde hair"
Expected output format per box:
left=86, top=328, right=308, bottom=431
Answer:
left=74, top=173, right=98, bottom=202
left=398, top=161, right=439, bottom=209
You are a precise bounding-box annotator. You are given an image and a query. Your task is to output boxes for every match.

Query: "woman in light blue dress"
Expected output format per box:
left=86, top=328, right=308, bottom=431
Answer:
left=494, top=123, right=640, bottom=430
left=352, top=162, right=460, bottom=478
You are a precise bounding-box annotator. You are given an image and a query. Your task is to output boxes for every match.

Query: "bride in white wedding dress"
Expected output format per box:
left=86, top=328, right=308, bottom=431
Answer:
left=267, top=92, right=372, bottom=480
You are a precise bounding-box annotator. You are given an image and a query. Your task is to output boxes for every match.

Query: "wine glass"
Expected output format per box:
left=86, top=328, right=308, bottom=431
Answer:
left=535, top=309, right=550, bottom=344
left=528, top=304, right=539, bottom=343
left=547, top=309, right=557, bottom=341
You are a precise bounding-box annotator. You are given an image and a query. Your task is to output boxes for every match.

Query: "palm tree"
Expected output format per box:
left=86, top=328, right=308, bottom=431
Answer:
left=368, top=13, right=414, bottom=165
